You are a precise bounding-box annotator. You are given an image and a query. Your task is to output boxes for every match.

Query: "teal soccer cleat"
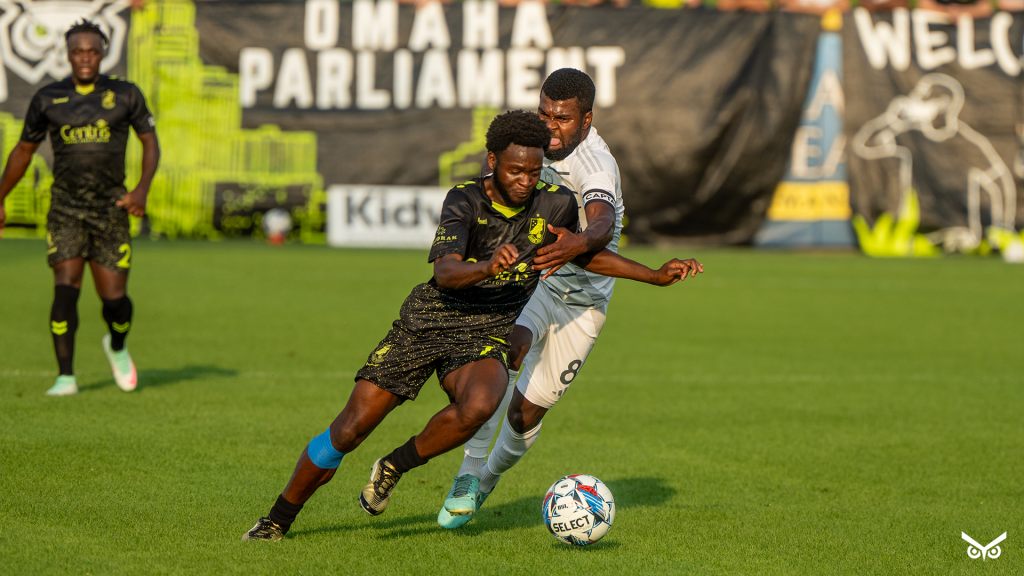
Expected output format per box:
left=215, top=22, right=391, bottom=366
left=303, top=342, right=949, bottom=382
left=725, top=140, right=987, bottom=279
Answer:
left=438, top=475, right=493, bottom=529
left=46, top=375, right=78, bottom=396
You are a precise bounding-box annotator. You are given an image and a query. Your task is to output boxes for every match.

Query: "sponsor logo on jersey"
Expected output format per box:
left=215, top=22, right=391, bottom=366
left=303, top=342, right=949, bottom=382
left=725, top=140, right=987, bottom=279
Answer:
left=528, top=216, right=546, bottom=244
left=60, top=119, right=110, bottom=144
left=491, top=261, right=531, bottom=284
left=477, top=217, right=487, bottom=225
left=432, top=225, right=457, bottom=245
left=102, top=89, right=115, bottom=109
left=52, top=96, right=69, bottom=104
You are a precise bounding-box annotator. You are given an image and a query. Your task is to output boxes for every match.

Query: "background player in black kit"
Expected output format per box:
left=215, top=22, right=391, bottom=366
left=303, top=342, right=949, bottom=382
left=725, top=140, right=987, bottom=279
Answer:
left=243, top=110, right=699, bottom=541
left=0, top=21, right=160, bottom=396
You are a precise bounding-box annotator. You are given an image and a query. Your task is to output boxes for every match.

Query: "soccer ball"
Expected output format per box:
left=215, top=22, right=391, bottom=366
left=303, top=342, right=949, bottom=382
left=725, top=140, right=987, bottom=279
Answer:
left=261, top=208, right=293, bottom=244
left=542, top=474, right=615, bottom=546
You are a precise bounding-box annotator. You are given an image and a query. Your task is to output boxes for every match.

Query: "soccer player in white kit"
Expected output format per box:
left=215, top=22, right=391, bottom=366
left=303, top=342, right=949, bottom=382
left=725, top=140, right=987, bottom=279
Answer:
left=437, top=69, right=703, bottom=528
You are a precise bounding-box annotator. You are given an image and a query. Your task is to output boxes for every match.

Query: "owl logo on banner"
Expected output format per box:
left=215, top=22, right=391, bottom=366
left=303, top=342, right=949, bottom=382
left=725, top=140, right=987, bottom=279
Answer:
left=0, top=0, right=129, bottom=90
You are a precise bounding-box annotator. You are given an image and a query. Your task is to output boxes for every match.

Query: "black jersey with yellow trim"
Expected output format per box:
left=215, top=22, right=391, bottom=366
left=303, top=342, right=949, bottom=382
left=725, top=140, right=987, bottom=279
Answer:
left=396, top=177, right=579, bottom=335
left=21, top=75, right=154, bottom=207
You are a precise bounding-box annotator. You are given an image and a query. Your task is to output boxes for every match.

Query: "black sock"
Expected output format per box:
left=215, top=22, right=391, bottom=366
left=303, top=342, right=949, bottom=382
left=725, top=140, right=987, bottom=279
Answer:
left=385, top=436, right=428, bottom=474
left=51, top=285, right=80, bottom=376
left=268, top=494, right=304, bottom=534
left=101, top=295, right=133, bottom=351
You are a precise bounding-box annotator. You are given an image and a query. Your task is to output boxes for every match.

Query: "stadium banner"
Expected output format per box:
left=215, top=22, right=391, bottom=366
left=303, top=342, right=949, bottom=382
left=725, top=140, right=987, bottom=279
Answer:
left=843, top=7, right=1024, bottom=259
left=0, top=0, right=820, bottom=245
left=326, top=184, right=446, bottom=248
left=755, top=9, right=856, bottom=247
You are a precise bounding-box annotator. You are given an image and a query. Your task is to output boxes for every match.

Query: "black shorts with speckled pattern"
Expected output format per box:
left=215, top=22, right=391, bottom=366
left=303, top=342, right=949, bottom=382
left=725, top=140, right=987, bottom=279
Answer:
left=355, top=283, right=516, bottom=401
left=46, top=199, right=131, bottom=273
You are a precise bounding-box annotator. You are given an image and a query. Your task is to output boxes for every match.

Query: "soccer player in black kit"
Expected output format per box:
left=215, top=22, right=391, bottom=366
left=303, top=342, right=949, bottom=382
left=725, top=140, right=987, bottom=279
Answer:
left=0, top=21, right=160, bottom=396
left=243, top=110, right=700, bottom=541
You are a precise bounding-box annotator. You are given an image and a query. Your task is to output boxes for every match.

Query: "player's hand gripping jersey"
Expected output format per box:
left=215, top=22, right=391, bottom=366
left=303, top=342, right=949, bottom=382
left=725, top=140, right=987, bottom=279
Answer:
left=540, top=128, right=624, bottom=308
left=355, top=177, right=579, bottom=400
left=21, top=75, right=155, bottom=209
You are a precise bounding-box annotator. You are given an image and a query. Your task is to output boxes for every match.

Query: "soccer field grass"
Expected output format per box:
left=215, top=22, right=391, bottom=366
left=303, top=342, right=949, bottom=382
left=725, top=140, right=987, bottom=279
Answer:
left=1, top=239, right=1021, bottom=575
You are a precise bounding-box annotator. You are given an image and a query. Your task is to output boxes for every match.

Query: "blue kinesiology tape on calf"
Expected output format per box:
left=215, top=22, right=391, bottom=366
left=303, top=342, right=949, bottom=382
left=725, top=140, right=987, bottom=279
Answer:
left=307, top=429, right=345, bottom=469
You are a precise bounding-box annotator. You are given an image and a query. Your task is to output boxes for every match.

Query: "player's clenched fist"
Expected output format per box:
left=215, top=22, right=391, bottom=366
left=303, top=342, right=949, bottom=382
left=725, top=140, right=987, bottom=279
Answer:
left=486, top=243, right=519, bottom=276
left=651, top=258, right=704, bottom=287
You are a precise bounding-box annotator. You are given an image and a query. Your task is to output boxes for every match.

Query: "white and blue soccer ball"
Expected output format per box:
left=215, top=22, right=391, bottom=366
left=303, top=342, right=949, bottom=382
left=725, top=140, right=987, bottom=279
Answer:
left=542, top=474, right=615, bottom=546
left=261, top=208, right=293, bottom=239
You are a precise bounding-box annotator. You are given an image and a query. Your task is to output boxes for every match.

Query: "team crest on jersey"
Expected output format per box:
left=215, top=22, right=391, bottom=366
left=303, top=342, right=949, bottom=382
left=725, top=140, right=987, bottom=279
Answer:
left=528, top=216, right=546, bottom=244
left=370, top=344, right=392, bottom=364
left=102, top=89, right=115, bottom=109
left=0, top=0, right=130, bottom=84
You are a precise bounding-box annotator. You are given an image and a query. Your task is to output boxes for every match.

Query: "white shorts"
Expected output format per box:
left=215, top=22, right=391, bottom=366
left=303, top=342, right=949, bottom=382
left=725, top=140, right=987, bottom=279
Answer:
left=515, top=287, right=607, bottom=409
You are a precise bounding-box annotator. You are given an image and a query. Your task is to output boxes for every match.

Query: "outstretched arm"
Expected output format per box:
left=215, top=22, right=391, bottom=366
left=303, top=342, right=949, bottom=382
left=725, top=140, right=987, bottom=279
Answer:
left=575, top=249, right=703, bottom=287
left=433, top=244, right=519, bottom=290
left=117, top=131, right=160, bottom=217
left=0, top=140, right=42, bottom=238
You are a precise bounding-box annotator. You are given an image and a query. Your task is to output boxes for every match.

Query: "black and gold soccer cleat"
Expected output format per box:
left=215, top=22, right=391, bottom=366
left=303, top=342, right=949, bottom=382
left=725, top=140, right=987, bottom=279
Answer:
left=359, top=458, right=402, bottom=516
left=241, top=517, right=284, bottom=541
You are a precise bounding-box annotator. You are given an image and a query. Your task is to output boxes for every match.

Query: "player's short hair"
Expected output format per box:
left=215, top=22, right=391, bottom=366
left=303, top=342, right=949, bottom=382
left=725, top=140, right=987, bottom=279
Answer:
left=485, top=110, right=550, bottom=155
left=541, top=68, right=596, bottom=115
left=65, top=20, right=109, bottom=48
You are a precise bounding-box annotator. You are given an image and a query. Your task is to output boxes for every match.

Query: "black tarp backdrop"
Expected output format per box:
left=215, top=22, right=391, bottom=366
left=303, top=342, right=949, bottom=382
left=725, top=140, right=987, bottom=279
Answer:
left=193, top=3, right=820, bottom=243
left=843, top=10, right=1024, bottom=234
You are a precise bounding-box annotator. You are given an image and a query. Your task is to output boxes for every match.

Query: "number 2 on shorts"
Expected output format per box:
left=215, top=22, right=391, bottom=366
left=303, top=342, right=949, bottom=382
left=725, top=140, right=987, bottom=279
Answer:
left=117, top=243, right=131, bottom=269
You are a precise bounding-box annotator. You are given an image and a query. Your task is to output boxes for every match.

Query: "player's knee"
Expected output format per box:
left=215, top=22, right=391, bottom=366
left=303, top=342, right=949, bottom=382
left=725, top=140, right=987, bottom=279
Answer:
left=508, top=325, right=533, bottom=371
left=327, top=419, right=364, bottom=453
left=53, top=267, right=84, bottom=289
left=506, top=407, right=527, bottom=434
left=506, top=401, right=544, bottom=435
left=456, top=396, right=501, bottom=431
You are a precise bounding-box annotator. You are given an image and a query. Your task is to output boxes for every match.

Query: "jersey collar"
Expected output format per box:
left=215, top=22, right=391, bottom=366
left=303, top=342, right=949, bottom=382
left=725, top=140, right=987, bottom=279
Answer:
left=490, top=201, right=524, bottom=219
left=69, top=74, right=106, bottom=95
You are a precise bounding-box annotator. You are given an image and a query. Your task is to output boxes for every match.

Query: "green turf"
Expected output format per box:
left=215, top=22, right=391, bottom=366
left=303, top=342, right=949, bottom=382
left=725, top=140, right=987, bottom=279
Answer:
left=1, top=239, right=1021, bottom=575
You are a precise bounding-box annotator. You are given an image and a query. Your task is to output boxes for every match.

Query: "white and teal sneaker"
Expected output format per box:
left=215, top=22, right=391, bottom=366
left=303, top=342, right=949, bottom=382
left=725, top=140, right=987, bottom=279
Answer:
left=46, top=375, right=78, bottom=396
left=438, top=474, right=492, bottom=529
left=102, top=334, right=137, bottom=392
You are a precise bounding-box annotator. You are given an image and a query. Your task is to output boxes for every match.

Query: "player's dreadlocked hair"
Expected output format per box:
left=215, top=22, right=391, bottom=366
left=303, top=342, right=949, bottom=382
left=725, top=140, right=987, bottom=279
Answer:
left=64, top=20, right=108, bottom=48
left=485, top=110, right=550, bottom=154
left=541, top=68, right=596, bottom=114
